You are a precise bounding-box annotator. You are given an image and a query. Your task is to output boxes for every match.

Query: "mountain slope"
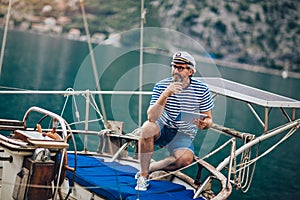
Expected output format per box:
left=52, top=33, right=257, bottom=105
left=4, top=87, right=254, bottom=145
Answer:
left=155, top=0, right=300, bottom=72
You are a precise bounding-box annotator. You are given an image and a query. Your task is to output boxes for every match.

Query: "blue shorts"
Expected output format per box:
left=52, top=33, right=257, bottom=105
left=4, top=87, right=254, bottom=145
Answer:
left=154, top=120, right=194, bottom=155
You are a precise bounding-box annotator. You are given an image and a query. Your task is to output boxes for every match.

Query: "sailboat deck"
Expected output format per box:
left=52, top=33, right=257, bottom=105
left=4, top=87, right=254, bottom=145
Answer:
left=198, top=77, right=300, bottom=108
left=65, top=153, right=205, bottom=200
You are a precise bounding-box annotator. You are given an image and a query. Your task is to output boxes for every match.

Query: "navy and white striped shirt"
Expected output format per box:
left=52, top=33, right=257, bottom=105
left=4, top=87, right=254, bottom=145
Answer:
left=150, top=77, right=214, bottom=138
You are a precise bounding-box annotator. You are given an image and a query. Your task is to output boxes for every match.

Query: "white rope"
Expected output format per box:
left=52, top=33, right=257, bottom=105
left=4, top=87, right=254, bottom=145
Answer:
left=60, top=88, right=73, bottom=117
left=235, top=127, right=296, bottom=172
left=237, top=137, right=252, bottom=188
left=150, top=139, right=237, bottom=181
left=73, top=94, right=80, bottom=121
left=81, top=93, right=105, bottom=125
left=145, top=138, right=236, bottom=181
left=89, top=93, right=105, bottom=122
left=202, top=138, right=235, bottom=160
left=152, top=126, right=298, bottom=190
left=233, top=127, right=297, bottom=192
left=68, top=118, right=103, bottom=127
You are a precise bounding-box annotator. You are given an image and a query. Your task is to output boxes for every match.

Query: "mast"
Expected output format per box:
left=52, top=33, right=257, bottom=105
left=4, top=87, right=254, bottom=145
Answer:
left=0, top=0, right=13, bottom=76
left=138, top=0, right=146, bottom=127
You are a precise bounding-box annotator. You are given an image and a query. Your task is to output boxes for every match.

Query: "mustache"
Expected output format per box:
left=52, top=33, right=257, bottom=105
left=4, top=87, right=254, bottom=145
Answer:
left=172, top=74, right=183, bottom=82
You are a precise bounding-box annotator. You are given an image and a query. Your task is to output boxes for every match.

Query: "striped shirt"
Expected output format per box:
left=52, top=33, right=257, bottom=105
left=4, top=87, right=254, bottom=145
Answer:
left=150, top=77, right=214, bottom=138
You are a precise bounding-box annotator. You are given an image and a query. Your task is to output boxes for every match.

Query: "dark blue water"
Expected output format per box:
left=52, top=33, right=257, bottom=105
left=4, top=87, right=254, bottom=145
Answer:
left=0, top=30, right=299, bottom=199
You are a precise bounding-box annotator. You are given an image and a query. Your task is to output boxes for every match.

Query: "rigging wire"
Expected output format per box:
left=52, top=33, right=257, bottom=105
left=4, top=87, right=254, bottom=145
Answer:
left=0, top=85, right=30, bottom=90
left=79, top=0, right=108, bottom=129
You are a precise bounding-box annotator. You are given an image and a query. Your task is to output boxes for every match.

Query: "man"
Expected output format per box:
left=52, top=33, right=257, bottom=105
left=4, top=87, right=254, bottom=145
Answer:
left=135, top=51, right=214, bottom=191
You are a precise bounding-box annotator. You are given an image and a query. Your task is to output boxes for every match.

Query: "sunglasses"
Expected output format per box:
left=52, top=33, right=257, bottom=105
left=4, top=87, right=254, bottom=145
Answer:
left=171, top=64, right=190, bottom=72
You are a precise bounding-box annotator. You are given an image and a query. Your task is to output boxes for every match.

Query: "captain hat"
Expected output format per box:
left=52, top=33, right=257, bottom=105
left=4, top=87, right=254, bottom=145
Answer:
left=171, top=51, right=196, bottom=73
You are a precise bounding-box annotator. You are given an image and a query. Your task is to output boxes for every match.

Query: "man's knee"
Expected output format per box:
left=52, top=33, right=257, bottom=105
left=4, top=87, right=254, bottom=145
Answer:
left=178, top=156, right=193, bottom=167
left=175, top=150, right=194, bottom=167
left=140, top=120, right=159, bottom=139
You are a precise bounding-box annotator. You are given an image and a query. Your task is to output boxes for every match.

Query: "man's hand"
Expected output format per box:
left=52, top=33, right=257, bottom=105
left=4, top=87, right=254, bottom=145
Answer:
left=193, top=110, right=213, bottom=130
left=147, top=82, right=183, bottom=122
left=164, top=82, right=183, bottom=97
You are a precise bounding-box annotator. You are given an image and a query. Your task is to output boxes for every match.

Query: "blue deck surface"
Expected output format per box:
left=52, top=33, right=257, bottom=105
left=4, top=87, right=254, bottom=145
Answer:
left=66, top=153, right=205, bottom=200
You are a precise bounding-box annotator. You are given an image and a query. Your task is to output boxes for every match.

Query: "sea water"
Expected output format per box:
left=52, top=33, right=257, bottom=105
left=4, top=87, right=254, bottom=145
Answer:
left=0, top=29, right=299, bottom=199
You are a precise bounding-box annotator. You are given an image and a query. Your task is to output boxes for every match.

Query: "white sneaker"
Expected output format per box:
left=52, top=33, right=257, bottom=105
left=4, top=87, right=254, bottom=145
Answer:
left=135, top=176, right=149, bottom=191
left=134, top=171, right=140, bottom=179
